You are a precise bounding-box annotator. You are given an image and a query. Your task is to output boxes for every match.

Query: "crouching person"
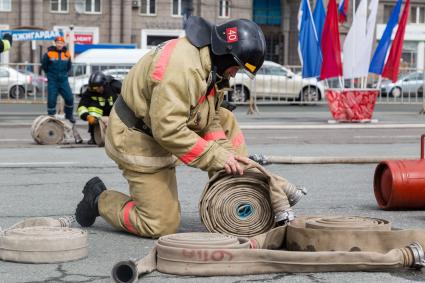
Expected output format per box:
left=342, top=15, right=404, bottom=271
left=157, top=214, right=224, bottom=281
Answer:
left=77, top=71, right=121, bottom=144
left=75, top=16, right=266, bottom=238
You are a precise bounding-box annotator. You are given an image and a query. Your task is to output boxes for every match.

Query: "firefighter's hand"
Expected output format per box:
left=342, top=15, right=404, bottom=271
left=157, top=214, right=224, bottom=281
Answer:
left=87, top=115, right=98, bottom=125
left=224, top=155, right=251, bottom=175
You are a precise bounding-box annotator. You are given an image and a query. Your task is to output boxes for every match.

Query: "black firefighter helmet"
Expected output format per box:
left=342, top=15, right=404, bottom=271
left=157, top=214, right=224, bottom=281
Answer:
left=88, top=71, right=106, bottom=88
left=185, top=16, right=266, bottom=78
left=88, top=71, right=106, bottom=92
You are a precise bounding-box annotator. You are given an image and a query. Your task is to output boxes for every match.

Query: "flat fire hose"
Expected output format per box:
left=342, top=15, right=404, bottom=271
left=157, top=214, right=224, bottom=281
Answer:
left=200, top=161, right=305, bottom=237
left=111, top=216, right=425, bottom=282
left=0, top=216, right=88, bottom=263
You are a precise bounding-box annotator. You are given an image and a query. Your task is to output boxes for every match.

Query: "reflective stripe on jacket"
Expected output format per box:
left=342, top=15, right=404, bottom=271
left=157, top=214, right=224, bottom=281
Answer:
left=78, top=89, right=116, bottom=119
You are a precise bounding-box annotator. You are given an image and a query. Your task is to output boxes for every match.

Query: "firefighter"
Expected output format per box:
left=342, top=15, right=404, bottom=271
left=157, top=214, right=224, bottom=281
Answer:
left=0, top=33, right=12, bottom=53
left=75, top=16, right=268, bottom=237
left=77, top=71, right=121, bottom=144
left=41, top=36, right=75, bottom=123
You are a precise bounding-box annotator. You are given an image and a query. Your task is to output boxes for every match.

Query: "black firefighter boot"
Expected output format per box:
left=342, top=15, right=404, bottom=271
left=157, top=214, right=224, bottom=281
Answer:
left=75, top=177, right=106, bottom=227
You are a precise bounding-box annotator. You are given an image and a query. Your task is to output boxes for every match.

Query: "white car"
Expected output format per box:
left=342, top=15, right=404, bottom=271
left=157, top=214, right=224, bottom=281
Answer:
left=228, top=61, right=325, bottom=102
left=0, top=66, right=34, bottom=98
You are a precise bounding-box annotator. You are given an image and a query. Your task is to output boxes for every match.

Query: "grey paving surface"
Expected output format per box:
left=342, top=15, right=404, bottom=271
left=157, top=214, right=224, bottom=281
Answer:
left=1, top=104, right=425, bottom=282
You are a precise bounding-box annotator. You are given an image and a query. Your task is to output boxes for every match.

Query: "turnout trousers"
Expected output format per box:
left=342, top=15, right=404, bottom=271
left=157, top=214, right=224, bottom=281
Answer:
left=99, top=108, right=247, bottom=238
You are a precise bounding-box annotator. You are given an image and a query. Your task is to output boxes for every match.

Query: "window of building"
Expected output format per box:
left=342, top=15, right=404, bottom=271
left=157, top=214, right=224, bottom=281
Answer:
left=383, top=5, right=394, bottom=23
left=401, top=42, right=418, bottom=69
left=85, top=0, right=101, bottom=13
left=0, top=0, right=11, bottom=12
left=410, top=6, right=425, bottom=24
left=140, top=0, right=156, bottom=15
left=219, top=0, right=230, bottom=18
left=253, top=0, right=281, bottom=26
left=50, top=0, right=68, bottom=13
left=172, top=0, right=192, bottom=17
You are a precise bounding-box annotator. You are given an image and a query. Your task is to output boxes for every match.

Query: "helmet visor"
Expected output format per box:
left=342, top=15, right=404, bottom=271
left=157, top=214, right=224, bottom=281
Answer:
left=233, top=56, right=256, bottom=80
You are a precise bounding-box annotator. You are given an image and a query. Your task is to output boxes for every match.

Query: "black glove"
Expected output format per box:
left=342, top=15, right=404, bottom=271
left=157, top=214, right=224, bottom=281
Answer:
left=80, top=112, right=89, bottom=121
left=2, top=33, right=12, bottom=46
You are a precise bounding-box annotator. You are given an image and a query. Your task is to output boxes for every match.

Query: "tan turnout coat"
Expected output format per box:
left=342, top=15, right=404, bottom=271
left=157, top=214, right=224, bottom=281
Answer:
left=105, top=37, right=240, bottom=173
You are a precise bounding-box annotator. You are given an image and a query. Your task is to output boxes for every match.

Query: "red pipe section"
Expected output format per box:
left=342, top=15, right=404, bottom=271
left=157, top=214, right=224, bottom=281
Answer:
left=374, top=135, right=425, bottom=209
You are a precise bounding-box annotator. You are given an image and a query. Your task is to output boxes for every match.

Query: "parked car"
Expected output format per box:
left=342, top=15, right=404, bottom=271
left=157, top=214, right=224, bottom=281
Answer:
left=380, top=72, right=424, bottom=97
left=0, top=66, right=35, bottom=98
left=18, top=70, right=48, bottom=94
left=228, top=60, right=325, bottom=102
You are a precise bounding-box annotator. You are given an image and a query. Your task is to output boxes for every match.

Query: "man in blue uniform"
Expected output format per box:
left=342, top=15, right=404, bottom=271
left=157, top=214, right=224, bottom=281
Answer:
left=41, top=36, right=75, bottom=123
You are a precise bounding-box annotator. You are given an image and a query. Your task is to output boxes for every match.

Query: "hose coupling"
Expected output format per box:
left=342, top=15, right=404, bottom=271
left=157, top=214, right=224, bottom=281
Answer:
left=249, top=154, right=269, bottom=165
left=274, top=209, right=295, bottom=226
left=408, top=242, right=425, bottom=269
left=58, top=215, right=76, bottom=227
left=285, top=183, right=308, bottom=206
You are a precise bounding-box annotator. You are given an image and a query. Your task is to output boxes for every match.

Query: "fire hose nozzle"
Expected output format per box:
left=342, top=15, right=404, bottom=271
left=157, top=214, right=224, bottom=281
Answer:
left=111, top=260, right=138, bottom=283
left=274, top=209, right=295, bottom=226
left=408, top=242, right=425, bottom=269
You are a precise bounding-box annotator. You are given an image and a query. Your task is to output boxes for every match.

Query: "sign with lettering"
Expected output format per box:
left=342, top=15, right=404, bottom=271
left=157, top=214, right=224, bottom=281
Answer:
left=74, top=33, right=93, bottom=44
left=0, top=30, right=63, bottom=41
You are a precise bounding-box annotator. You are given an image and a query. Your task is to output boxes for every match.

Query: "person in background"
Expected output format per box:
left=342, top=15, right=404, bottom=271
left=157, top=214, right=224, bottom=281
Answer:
left=77, top=71, right=121, bottom=144
left=0, top=33, right=12, bottom=53
left=41, top=36, right=75, bottom=123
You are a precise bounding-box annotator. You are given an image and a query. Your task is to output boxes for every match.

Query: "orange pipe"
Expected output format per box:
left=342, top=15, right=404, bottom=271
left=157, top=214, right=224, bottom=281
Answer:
left=374, top=135, right=425, bottom=209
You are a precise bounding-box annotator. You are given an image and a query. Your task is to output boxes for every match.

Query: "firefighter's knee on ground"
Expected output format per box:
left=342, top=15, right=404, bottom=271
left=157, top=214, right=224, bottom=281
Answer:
left=142, top=211, right=181, bottom=238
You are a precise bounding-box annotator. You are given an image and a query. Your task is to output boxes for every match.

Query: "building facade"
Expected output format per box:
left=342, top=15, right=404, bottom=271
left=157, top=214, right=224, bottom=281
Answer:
left=0, top=0, right=251, bottom=64
left=377, top=0, right=425, bottom=70
left=2, top=0, right=423, bottom=71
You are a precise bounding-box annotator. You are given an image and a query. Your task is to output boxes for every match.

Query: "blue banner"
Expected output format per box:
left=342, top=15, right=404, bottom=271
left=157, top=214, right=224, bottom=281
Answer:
left=368, top=0, right=402, bottom=75
left=313, top=0, right=326, bottom=46
left=0, top=30, right=64, bottom=41
left=298, top=0, right=323, bottom=78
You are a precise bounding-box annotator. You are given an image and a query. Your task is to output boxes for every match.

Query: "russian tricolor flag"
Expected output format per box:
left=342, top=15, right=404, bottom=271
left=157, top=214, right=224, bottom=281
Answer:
left=338, top=0, right=350, bottom=23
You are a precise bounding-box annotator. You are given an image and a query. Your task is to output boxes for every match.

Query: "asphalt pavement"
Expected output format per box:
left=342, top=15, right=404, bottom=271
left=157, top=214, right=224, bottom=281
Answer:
left=1, top=103, right=425, bottom=282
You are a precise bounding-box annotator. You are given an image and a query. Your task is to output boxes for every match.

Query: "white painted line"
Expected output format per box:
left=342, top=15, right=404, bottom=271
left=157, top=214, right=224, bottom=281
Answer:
left=0, top=139, right=34, bottom=142
left=240, top=124, right=425, bottom=130
left=353, top=135, right=418, bottom=139
left=0, top=162, right=79, bottom=166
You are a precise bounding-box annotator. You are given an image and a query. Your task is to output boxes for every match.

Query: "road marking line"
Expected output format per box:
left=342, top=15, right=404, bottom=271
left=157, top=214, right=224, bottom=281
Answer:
left=353, top=135, right=418, bottom=139
left=0, top=139, right=34, bottom=142
left=240, top=124, right=425, bottom=129
left=0, top=162, right=79, bottom=166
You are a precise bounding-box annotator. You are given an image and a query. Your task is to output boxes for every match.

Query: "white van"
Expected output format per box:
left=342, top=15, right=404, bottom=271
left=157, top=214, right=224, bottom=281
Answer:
left=68, top=48, right=150, bottom=94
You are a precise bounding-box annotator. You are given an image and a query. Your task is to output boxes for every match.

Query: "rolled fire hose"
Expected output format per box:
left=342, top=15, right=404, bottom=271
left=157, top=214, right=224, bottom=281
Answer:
left=31, top=115, right=65, bottom=145
left=200, top=161, right=306, bottom=237
left=93, top=117, right=108, bottom=147
left=111, top=216, right=425, bottom=282
left=0, top=216, right=88, bottom=263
